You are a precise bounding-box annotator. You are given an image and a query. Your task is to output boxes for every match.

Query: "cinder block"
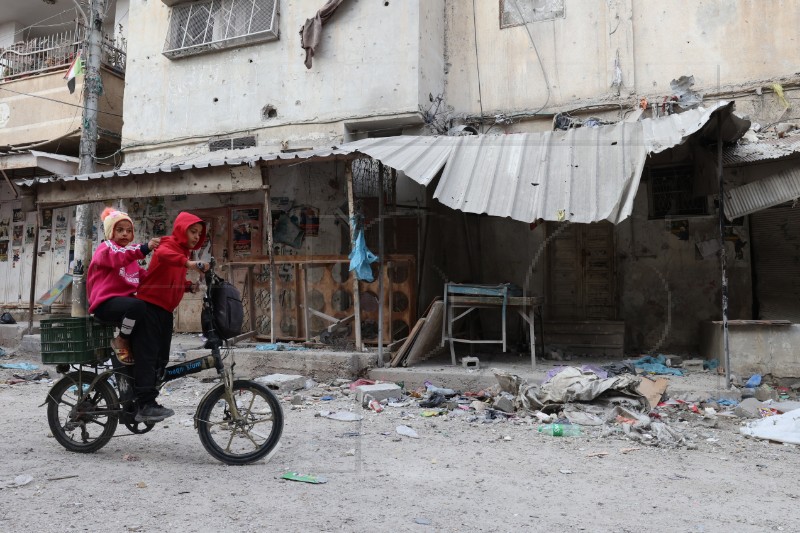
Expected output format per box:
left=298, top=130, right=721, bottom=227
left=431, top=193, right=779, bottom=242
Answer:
left=254, top=373, right=306, bottom=392
left=735, top=397, right=765, bottom=418
left=355, top=383, right=402, bottom=404
left=682, top=359, right=705, bottom=372
left=493, top=393, right=515, bottom=413
left=462, top=356, right=480, bottom=369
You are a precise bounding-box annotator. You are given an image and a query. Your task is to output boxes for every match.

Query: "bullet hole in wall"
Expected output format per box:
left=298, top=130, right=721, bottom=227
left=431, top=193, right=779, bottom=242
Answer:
left=262, top=104, right=277, bottom=119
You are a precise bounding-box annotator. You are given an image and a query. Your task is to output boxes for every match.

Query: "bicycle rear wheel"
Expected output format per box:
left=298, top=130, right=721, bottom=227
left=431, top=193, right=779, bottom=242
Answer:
left=46, top=371, right=119, bottom=453
left=195, top=380, right=283, bottom=465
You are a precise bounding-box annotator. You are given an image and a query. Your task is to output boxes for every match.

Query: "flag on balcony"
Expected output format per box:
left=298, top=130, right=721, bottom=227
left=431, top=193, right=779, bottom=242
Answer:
left=64, top=55, right=84, bottom=94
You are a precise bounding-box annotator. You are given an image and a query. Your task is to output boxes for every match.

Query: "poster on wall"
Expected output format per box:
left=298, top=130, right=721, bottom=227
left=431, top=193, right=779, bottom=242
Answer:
left=12, top=224, right=23, bottom=246
left=146, top=197, right=166, bottom=217
left=55, top=211, right=67, bottom=229
left=150, top=218, right=167, bottom=237
left=130, top=200, right=144, bottom=217
left=299, top=206, right=320, bottom=237
left=40, top=229, right=52, bottom=252
left=0, top=219, right=8, bottom=240
left=54, top=230, right=68, bottom=250
left=0, top=241, right=7, bottom=261
left=25, top=226, right=35, bottom=244
left=42, top=208, right=53, bottom=229
left=232, top=208, right=259, bottom=257
left=12, top=209, right=23, bottom=223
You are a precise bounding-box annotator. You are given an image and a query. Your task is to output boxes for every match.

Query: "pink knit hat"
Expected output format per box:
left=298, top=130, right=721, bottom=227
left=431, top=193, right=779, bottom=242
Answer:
left=100, top=207, right=134, bottom=240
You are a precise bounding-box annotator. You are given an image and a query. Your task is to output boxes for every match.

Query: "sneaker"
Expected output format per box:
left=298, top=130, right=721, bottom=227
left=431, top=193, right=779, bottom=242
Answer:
left=135, top=402, right=175, bottom=423
left=112, top=336, right=134, bottom=365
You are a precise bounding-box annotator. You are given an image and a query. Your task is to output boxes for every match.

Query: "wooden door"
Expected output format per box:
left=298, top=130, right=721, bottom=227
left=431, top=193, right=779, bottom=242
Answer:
left=547, top=222, right=616, bottom=320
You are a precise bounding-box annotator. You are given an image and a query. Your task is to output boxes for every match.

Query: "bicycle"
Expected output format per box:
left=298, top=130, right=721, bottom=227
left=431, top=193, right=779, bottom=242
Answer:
left=43, top=259, right=283, bottom=465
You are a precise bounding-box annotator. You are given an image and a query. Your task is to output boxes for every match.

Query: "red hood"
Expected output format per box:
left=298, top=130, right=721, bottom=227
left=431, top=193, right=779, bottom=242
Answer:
left=172, top=211, right=206, bottom=250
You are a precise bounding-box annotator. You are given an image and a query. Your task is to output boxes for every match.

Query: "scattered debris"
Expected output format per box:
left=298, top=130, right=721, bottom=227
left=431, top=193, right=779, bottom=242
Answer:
left=586, top=451, right=609, bottom=458
left=740, top=408, right=800, bottom=444
left=281, top=472, right=328, bottom=484
left=319, top=411, right=362, bottom=422
left=0, top=362, right=38, bottom=371
left=396, top=425, right=419, bottom=439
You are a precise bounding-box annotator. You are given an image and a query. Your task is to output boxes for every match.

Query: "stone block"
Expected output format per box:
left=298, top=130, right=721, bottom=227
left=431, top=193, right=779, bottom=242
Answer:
left=735, top=397, right=765, bottom=418
left=462, top=356, right=480, bottom=369
left=254, top=373, right=306, bottom=392
left=665, top=355, right=683, bottom=368
left=682, top=359, right=705, bottom=372
left=355, top=383, right=402, bottom=404
left=493, top=393, right=515, bottom=413
left=755, top=385, right=779, bottom=402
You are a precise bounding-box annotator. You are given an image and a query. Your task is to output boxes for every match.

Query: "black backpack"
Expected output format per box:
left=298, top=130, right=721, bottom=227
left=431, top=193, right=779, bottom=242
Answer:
left=202, top=280, right=244, bottom=340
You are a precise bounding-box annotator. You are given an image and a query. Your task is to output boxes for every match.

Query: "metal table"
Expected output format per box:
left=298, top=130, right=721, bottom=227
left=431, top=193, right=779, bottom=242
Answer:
left=441, top=283, right=543, bottom=369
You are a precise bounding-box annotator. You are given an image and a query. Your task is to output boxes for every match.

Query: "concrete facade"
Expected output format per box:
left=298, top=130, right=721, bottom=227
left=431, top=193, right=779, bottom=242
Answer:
left=701, top=321, right=800, bottom=379
left=5, top=1, right=799, bottom=366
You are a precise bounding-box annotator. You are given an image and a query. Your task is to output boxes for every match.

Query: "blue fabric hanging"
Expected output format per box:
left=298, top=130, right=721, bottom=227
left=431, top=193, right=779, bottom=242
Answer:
left=348, top=228, right=378, bottom=282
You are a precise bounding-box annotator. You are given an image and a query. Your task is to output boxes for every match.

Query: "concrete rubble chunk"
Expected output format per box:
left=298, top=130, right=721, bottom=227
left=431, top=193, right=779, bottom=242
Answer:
left=493, top=393, right=515, bottom=413
left=754, top=385, right=779, bottom=402
left=355, top=383, right=402, bottom=404
left=254, top=373, right=306, bottom=392
left=682, top=359, right=704, bottom=372
left=734, top=397, right=765, bottom=418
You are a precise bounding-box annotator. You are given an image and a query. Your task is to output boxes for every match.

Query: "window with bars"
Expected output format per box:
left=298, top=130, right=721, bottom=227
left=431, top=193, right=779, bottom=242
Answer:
left=647, top=166, right=708, bottom=219
left=163, top=0, right=279, bottom=59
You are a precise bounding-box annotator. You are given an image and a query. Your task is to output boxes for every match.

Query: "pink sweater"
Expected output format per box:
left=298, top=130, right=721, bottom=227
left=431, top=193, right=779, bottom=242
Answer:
left=86, top=240, right=149, bottom=313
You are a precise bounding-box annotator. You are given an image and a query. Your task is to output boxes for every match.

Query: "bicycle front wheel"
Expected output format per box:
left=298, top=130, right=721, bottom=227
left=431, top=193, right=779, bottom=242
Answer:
left=46, top=371, right=119, bottom=453
left=195, top=380, right=283, bottom=465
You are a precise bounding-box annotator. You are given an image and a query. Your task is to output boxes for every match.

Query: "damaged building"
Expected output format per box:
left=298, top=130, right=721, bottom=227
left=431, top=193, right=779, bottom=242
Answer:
left=2, top=0, right=800, bottom=378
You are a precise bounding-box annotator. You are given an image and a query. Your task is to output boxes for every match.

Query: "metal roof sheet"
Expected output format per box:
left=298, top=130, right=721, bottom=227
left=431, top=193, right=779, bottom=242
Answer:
left=432, top=123, right=646, bottom=224
left=722, top=135, right=800, bottom=165
left=17, top=101, right=745, bottom=224
left=725, top=167, right=800, bottom=219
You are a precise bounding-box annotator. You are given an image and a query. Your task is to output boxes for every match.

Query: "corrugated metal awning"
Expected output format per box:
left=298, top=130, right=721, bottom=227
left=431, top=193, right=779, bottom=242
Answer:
left=725, top=167, right=800, bottom=219
left=723, top=135, right=800, bottom=166
left=18, top=101, right=747, bottom=224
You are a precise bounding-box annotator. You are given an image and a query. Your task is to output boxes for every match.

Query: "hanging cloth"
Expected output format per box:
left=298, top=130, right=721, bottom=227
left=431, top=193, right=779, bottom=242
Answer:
left=348, top=228, right=378, bottom=282
left=299, top=0, right=346, bottom=69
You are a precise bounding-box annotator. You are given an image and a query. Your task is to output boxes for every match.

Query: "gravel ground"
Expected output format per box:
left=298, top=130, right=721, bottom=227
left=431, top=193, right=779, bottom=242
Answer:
left=0, top=360, right=798, bottom=533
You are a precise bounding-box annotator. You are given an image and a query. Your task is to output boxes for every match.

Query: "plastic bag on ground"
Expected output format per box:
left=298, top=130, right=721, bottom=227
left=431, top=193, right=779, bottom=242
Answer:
left=740, top=408, right=800, bottom=444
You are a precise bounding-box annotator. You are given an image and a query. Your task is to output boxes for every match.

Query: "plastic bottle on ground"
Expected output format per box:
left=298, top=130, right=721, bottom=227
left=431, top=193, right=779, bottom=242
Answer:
left=538, top=423, right=582, bottom=437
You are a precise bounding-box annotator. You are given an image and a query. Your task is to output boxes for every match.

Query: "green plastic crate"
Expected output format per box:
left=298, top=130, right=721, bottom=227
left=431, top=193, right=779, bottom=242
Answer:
left=41, top=317, right=115, bottom=365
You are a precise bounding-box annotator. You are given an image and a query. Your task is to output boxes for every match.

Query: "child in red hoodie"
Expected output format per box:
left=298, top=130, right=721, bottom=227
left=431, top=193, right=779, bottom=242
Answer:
left=132, top=212, right=208, bottom=423
left=87, top=208, right=160, bottom=364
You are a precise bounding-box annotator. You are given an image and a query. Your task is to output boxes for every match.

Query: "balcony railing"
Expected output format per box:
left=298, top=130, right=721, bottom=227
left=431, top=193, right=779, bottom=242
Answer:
left=0, top=24, right=126, bottom=83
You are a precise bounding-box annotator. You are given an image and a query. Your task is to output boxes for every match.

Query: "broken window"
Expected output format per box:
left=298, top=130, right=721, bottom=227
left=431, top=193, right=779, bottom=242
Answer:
left=647, top=166, right=708, bottom=219
left=163, top=0, right=279, bottom=59
left=500, top=0, right=565, bottom=28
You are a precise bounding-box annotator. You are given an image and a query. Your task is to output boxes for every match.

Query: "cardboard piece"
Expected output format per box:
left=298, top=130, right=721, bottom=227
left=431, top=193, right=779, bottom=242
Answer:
left=637, top=376, right=669, bottom=410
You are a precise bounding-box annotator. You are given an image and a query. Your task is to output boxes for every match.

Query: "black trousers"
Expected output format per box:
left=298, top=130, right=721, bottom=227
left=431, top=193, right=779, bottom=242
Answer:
left=131, top=302, right=174, bottom=405
left=93, top=297, right=147, bottom=339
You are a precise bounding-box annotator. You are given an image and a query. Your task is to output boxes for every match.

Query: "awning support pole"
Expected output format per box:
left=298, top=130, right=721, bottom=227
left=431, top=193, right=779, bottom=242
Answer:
left=346, top=160, right=362, bottom=351
left=377, top=162, right=385, bottom=367
left=717, top=108, right=731, bottom=389
left=28, top=208, right=41, bottom=334
left=261, top=168, right=276, bottom=343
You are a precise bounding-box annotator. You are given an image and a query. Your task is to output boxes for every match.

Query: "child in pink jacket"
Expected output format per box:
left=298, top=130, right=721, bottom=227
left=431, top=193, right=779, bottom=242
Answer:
left=86, top=208, right=159, bottom=364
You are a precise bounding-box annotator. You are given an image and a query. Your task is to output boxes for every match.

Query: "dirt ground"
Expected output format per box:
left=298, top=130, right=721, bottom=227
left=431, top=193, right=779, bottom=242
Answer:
left=0, top=357, right=798, bottom=533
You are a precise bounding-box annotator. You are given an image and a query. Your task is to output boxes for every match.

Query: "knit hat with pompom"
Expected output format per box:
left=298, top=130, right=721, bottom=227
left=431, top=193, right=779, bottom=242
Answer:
left=101, top=207, right=134, bottom=240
